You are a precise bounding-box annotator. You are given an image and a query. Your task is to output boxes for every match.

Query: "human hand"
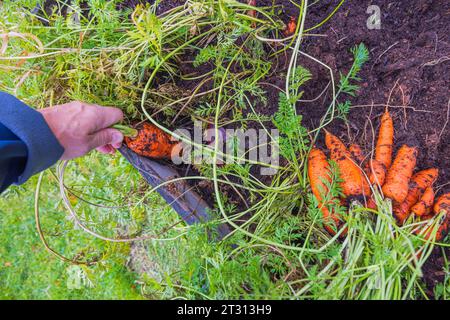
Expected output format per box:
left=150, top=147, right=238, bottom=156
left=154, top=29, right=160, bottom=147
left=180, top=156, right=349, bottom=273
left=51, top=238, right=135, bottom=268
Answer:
left=39, top=101, right=124, bottom=160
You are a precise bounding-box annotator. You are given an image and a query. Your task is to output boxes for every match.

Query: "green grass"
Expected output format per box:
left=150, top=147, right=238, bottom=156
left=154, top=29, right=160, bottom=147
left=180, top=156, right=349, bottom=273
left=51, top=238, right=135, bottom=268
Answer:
left=0, top=153, right=146, bottom=299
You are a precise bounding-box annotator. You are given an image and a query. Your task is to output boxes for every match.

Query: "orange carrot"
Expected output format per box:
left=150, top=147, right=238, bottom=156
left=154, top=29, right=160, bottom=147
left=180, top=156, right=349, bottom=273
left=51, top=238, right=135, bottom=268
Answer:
left=308, top=148, right=344, bottom=235
left=366, top=197, right=378, bottom=210
left=411, top=187, right=435, bottom=217
left=368, top=159, right=386, bottom=186
left=421, top=193, right=450, bottom=241
left=348, top=144, right=386, bottom=185
left=392, top=168, right=438, bottom=224
left=375, top=110, right=394, bottom=169
left=433, top=193, right=450, bottom=241
left=382, top=145, right=418, bottom=203
left=349, top=144, right=365, bottom=165
left=283, top=16, right=297, bottom=36
left=325, top=131, right=370, bottom=197
left=433, top=193, right=450, bottom=215
left=125, top=122, right=179, bottom=159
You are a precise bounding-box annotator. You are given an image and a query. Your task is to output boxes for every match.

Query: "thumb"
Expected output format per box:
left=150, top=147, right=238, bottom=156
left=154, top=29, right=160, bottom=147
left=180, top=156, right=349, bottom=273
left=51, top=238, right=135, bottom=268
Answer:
left=90, top=128, right=124, bottom=149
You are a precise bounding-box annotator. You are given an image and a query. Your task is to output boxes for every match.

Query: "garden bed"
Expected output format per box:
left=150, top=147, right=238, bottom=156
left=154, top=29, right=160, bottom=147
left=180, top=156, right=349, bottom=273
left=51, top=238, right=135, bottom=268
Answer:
left=113, top=0, right=450, bottom=200
left=121, top=0, right=450, bottom=296
left=116, top=0, right=449, bottom=170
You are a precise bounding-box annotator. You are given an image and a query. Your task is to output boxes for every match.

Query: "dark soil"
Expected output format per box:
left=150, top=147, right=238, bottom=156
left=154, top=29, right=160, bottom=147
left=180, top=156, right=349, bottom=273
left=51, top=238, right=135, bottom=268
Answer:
left=121, top=0, right=450, bottom=297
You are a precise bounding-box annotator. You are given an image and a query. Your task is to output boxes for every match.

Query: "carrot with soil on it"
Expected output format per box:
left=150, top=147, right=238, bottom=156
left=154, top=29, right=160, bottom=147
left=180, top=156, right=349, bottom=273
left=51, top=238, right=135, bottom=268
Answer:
left=411, top=186, right=435, bottom=217
left=433, top=193, right=450, bottom=241
left=349, top=144, right=365, bottom=165
left=308, top=148, right=345, bottom=235
left=283, top=16, right=297, bottom=36
left=368, top=159, right=386, bottom=186
left=382, top=145, right=418, bottom=204
left=421, top=193, right=450, bottom=241
left=392, top=168, right=438, bottom=224
left=125, top=122, right=180, bottom=160
left=325, top=131, right=370, bottom=198
left=349, top=144, right=371, bottom=179
left=375, top=110, right=394, bottom=169
left=366, top=197, right=378, bottom=210
left=349, top=144, right=386, bottom=186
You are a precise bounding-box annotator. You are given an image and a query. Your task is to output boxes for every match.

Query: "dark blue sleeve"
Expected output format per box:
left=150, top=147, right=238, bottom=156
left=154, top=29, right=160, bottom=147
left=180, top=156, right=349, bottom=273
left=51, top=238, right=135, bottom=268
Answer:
left=0, top=92, right=64, bottom=193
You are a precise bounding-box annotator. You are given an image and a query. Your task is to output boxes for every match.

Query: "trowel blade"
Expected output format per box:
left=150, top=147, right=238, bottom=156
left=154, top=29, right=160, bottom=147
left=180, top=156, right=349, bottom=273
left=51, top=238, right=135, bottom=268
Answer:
left=119, top=146, right=230, bottom=239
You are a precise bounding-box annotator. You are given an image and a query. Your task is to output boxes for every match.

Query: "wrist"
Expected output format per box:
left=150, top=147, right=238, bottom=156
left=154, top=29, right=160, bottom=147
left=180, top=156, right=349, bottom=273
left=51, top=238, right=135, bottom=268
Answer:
left=38, top=107, right=63, bottom=147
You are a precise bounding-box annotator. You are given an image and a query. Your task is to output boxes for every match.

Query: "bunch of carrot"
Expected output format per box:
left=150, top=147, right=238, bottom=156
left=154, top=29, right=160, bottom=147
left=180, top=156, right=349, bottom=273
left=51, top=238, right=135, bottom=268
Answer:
left=308, top=110, right=449, bottom=241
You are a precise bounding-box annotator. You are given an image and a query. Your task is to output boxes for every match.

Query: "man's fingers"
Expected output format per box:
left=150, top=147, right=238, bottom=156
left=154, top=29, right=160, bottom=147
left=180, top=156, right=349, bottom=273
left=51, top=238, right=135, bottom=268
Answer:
left=90, top=128, right=124, bottom=150
left=94, top=105, right=124, bottom=131
left=96, top=145, right=116, bottom=155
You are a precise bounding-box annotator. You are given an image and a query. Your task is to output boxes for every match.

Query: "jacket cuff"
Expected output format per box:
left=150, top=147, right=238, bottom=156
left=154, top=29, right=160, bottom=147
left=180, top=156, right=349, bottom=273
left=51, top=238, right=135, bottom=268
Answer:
left=0, top=92, right=64, bottom=184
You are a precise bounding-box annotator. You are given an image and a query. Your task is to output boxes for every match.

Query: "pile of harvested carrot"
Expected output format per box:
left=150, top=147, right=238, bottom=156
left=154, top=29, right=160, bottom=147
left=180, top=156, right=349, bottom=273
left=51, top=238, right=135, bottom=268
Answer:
left=246, top=0, right=297, bottom=36
left=308, top=110, right=449, bottom=240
